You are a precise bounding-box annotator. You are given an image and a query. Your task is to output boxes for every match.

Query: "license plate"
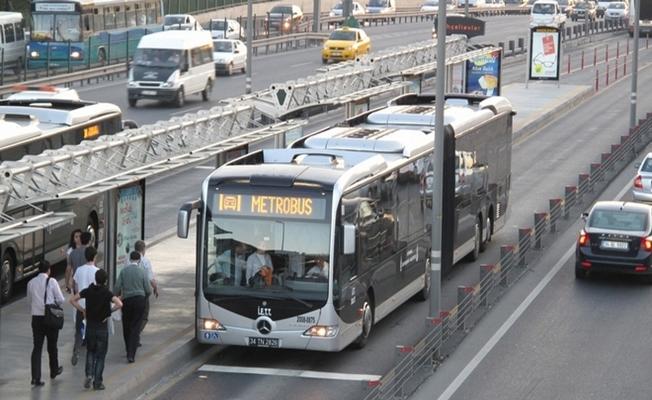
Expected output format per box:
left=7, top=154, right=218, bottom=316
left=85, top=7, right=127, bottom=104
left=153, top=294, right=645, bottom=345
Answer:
left=600, top=240, right=629, bottom=250
left=142, top=90, right=157, bottom=96
left=331, top=51, right=341, bottom=56
left=248, top=337, right=280, bottom=348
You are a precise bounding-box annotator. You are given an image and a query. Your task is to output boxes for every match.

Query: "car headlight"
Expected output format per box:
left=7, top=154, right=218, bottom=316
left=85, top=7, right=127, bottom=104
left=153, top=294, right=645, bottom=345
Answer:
left=30, top=50, right=40, bottom=59
left=303, top=325, right=338, bottom=337
left=163, top=70, right=180, bottom=87
left=202, top=318, right=226, bottom=331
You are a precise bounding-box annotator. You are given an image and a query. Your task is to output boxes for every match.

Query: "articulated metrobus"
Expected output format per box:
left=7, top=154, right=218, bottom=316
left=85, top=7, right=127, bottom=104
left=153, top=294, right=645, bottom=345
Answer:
left=0, top=88, right=130, bottom=304
left=177, top=94, right=514, bottom=351
left=28, top=0, right=164, bottom=68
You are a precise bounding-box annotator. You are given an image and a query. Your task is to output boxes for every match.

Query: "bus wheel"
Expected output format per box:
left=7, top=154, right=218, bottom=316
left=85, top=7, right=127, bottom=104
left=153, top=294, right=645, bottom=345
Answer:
left=174, top=87, right=185, bottom=108
left=467, top=217, right=481, bottom=262
left=0, top=252, right=14, bottom=304
left=415, top=254, right=430, bottom=301
left=480, top=214, right=492, bottom=252
left=201, top=79, right=212, bottom=101
left=353, top=295, right=374, bottom=349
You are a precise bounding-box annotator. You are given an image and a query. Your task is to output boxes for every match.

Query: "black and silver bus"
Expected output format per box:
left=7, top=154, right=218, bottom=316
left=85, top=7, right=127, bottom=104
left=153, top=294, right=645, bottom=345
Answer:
left=0, top=88, right=130, bottom=304
left=177, top=94, right=514, bottom=351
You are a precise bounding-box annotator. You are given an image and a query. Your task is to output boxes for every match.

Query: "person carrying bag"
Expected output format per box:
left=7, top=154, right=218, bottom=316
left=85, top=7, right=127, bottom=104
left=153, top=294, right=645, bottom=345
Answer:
left=44, top=277, right=65, bottom=330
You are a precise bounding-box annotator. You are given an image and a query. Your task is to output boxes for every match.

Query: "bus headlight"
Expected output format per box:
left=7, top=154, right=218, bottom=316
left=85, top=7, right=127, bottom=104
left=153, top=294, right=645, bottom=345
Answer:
left=70, top=51, right=81, bottom=59
left=30, top=51, right=40, bottom=59
left=202, top=318, right=226, bottom=331
left=303, top=325, right=338, bottom=337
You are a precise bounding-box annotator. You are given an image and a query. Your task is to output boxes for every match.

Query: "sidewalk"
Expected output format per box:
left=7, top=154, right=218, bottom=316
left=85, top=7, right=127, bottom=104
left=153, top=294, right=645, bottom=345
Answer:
left=0, top=82, right=592, bottom=400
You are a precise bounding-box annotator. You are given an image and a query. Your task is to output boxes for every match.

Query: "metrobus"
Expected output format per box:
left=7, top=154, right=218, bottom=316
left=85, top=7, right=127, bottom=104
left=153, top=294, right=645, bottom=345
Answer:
left=0, top=87, right=131, bottom=304
left=177, top=93, right=514, bottom=351
left=28, top=0, right=164, bottom=68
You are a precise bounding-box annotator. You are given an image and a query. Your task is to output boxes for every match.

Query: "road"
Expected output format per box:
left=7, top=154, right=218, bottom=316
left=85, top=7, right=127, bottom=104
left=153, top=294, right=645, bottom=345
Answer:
left=147, top=33, right=652, bottom=400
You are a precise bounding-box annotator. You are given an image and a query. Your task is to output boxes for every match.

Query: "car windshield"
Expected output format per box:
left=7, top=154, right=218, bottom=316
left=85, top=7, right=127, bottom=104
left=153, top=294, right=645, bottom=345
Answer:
left=369, top=0, right=389, bottom=7
left=641, top=158, right=652, bottom=172
left=133, top=48, right=184, bottom=68
left=32, top=13, right=81, bottom=42
left=210, top=20, right=227, bottom=30
left=329, top=30, right=356, bottom=40
left=608, top=3, right=625, bottom=9
left=589, top=209, right=648, bottom=232
left=576, top=2, right=587, bottom=8
left=533, top=3, right=555, bottom=13
left=213, top=40, right=233, bottom=52
left=333, top=2, right=343, bottom=9
left=270, top=6, right=293, bottom=14
left=164, top=15, right=187, bottom=25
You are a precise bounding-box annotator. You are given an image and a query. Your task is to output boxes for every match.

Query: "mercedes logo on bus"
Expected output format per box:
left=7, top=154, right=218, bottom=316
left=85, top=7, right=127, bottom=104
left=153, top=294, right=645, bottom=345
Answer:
left=256, top=318, right=272, bottom=335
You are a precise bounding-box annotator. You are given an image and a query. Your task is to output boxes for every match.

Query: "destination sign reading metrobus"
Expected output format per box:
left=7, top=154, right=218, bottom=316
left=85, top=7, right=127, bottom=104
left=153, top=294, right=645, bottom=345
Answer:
left=215, top=193, right=327, bottom=220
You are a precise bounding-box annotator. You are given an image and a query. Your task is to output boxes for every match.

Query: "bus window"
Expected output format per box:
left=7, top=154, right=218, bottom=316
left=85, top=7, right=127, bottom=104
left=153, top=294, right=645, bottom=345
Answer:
left=4, top=24, right=15, bottom=43
left=115, top=6, right=126, bottom=28
left=93, top=8, right=104, bottom=31
left=126, top=5, right=136, bottom=26
left=135, top=4, right=146, bottom=25
left=83, top=14, right=92, bottom=32
left=146, top=2, right=157, bottom=24
left=14, top=22, right=24, bottom=41
left=104, top=7, right=116, bottom=30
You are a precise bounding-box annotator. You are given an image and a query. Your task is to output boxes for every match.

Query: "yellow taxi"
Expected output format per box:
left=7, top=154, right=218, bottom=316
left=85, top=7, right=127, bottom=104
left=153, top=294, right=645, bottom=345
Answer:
left=321, top=27, right=371, bottom=64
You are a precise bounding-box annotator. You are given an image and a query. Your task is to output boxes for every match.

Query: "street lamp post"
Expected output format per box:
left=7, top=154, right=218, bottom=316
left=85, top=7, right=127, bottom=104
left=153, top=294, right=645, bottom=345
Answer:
left=630, top=0, right=640, bottom=128
left=246, top=0, right=253, bottom=94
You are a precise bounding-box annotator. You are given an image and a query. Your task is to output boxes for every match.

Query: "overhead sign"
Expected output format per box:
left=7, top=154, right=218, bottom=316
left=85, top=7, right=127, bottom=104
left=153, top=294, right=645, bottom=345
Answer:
left=529, top=26, right=561, bottom=80
left=465, top=49, right=501, bottom=96
left=435, top=16, right=485, bottom=38
left=215, top=193, right=327, bottom=220
left=35, top=3, right=76, bottom=12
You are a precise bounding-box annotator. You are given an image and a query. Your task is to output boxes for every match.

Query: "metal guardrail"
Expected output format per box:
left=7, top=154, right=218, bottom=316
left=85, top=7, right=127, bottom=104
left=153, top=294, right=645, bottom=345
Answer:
left=361, top=111, right=652, bottom=400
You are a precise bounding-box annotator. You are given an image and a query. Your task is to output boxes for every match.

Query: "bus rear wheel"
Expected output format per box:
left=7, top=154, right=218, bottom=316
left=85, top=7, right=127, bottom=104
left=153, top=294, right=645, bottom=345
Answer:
left=353, top=295, right=374, bottom=349
left=0, top=251, right=15, bottom=305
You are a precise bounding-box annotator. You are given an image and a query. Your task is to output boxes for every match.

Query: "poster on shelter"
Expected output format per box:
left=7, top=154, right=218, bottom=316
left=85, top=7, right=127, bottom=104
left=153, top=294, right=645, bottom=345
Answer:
left=115, top=183, right=144, bottom=276
left=529, top=27, right=561, bottom=80
left=465, top=49, right=501, bottom=96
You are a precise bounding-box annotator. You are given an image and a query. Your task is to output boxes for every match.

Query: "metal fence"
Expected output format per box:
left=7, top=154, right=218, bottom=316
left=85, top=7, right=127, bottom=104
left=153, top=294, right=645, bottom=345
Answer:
left=362, top=112, right=652, bottom=400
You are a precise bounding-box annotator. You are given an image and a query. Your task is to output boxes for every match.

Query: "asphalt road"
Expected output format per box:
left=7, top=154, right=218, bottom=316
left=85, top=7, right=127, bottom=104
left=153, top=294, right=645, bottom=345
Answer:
left=149, top=33, right=652, bottom=400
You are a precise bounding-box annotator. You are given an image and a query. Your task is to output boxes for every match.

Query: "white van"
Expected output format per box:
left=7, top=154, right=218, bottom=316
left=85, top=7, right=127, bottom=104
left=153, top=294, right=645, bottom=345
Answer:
left=163, top=14, right=202, bottom=31
left=366, top=0, right=396, bottom=14
left=530, top=0, right=567, bottom=27
left=0, top=12, right=26, bottom=74
left=127, top=31, right=215, bottom=108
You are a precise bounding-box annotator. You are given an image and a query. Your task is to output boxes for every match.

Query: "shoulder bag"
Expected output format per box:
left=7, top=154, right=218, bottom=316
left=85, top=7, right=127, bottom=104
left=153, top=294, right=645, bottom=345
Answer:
left=43, top=277, right=64, bottom=330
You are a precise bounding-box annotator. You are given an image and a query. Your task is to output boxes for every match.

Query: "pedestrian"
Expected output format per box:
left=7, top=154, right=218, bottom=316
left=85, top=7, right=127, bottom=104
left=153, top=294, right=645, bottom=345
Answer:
left=66, top=231, right=92, bottom=365
left=63, top=229, right=82, bottom=294
left=71, top=246, right=99, bottom=366
left=114, top=251, right=151, bottom=363
left=134, top=240, right=158, bottom=339
left=27, top=261, right=64, bottom=386
left=69, top=269, right=122, bottom=391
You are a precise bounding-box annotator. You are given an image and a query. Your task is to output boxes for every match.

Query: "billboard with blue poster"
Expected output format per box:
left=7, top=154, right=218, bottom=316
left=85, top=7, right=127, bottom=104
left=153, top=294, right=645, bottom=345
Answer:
left=465, top=49, right=502, bottom=96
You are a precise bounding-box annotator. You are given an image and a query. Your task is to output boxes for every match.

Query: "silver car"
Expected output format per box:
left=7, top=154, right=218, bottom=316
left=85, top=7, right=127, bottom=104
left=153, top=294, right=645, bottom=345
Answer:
left=633, top=152, right=652, bottom=202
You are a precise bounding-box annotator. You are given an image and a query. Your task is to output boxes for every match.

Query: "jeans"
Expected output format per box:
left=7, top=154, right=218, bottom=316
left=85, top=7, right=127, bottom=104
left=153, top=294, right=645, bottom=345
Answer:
left=122, top=296, right=145, bottom=359
left=140, top=295, right=150, bottom=334
left=73, top=309, right=84, bottom=356
left=31, top=316, right=60, bottom=382
left=85, top=321, right=108, bottom=387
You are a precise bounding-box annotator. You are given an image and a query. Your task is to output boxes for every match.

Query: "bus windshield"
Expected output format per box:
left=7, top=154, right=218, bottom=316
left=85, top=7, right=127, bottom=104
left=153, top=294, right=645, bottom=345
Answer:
left=204, top=190, right=331, bottom=304
left=32, top=13, right=81, bottom=41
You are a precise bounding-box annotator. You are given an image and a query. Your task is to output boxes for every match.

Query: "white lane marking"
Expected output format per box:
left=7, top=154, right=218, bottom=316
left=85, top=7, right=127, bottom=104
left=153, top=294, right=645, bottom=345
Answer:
left=194, top=166, right=215, bottom=170
left=291, top=61, right=313, bottom=68
left=171, top=105, right=203, bottom=116
left=436, top=178, right=634, bottom=400
left=198, top=365, right=382, bottom=382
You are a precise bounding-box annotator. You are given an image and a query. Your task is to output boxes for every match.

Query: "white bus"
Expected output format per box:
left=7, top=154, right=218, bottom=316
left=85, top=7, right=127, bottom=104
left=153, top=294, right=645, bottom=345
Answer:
left=0, top=12, right=27, bottom=74
left=0, top=88, right=131, bottom=304
left=177, top=94, right=514, bottom=351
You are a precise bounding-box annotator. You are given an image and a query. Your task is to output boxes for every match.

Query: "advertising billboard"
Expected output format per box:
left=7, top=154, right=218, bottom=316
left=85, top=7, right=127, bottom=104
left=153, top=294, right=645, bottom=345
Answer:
left=529, top=26, right=561, bottom=80
left=115, top=182, right=145, bottom=276
left=465, top=48, right=501, bottom=96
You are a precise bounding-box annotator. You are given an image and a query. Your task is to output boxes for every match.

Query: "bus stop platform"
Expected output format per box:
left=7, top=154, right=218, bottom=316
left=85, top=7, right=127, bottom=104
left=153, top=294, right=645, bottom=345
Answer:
left=0, top=82, right=592, bottom=400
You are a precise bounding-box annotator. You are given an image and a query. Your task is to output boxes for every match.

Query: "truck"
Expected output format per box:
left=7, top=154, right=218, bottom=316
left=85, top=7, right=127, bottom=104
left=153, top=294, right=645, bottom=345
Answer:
left=628, top=0, right=652, bottom=37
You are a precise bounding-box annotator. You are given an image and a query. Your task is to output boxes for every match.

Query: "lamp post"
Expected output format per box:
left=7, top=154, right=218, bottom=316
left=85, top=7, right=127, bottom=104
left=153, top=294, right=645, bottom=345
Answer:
left=246, top=0, right=253, bottom=94
left=630, top=0, right=640, bottom=128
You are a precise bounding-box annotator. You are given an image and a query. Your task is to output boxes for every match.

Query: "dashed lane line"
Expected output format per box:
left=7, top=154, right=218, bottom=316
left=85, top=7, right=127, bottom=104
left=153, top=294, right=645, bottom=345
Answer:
left=197, top=365, right=382, bottom=382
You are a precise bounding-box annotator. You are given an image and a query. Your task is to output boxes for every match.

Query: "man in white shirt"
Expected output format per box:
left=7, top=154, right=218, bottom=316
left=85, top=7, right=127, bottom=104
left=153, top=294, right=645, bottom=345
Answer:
left=305, top=257, right=329, bottom=279
left=217, top=242, right=248, bottom=286
left=135, top=240, right=158, bottom=336
left=26, top=261, right=65, bottom=386
left=246, top=240, right=274, bottom=286
left=71, top=246, right=99, bottom=365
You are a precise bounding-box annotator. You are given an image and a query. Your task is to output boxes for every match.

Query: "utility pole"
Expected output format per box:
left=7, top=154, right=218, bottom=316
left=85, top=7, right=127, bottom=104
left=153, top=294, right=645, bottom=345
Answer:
left=630, top=0, right=640, bottom=128
left=313, top=0, right=321, bottom=32
left=245, top=0, right=253, bottom=94
left=430, top=0, right=447, bottom=320
left=343, top=0, right=353, bottom=18
left=465, top=0, right=469, bottom=17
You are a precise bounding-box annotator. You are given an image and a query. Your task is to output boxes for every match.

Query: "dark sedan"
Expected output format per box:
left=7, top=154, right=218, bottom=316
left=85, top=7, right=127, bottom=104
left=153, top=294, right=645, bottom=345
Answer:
left=576, top=201, right=652, bottom=280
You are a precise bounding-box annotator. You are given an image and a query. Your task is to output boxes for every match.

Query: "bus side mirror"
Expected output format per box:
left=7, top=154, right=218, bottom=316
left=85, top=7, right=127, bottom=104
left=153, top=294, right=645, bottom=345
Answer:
left=343, top=224, right=356, bottom=255
left=178, top=199, right=202, bottom=238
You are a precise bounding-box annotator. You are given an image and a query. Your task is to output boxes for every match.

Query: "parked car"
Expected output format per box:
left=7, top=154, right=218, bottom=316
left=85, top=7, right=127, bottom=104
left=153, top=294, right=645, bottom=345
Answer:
left=163, top=14, right=202, bottom=31
left=266, top=4, right=303, bottom=33
left=604, top=1, right=628, bottom=21
left=213, top=39, right=246, bottom=76
left=321, top=27, right=371, bottom=64
left=633, top=153, right=652, bottom=202
left=421, top=0, right=457, bottom=11
left=530, top=0, right=567, bottom=27
left=209, top=19, right=244, bottom=40
left=575, top=201, right=652, bottom=280
left=330, top=1, right=366, bottom=16
left=571, top=1, right=597, bottom=21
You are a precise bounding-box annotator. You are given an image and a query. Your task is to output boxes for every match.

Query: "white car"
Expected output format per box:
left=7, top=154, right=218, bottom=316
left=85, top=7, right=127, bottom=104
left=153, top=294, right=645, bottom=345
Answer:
left=209, top=19, right=244, bottom=40
left=213, top=39, right=247, bottom=76
left=530, top=0, right=567, bottom=28
left=421, top=0, right=457, bottom=11
left=604, top=1, right=627, bottom=21
left=330, top=1, right=366, bottom=16
left=163, top=14, right=202, bottom=31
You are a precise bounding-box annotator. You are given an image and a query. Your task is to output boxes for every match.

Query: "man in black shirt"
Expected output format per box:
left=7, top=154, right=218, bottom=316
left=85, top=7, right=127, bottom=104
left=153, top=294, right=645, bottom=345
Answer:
left=70, top=269, right=122, bottom=390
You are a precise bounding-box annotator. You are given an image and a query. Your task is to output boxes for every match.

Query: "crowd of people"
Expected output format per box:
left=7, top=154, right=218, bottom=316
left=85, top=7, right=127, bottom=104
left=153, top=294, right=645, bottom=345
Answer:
left=27, top=230, right=158, bottom=391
